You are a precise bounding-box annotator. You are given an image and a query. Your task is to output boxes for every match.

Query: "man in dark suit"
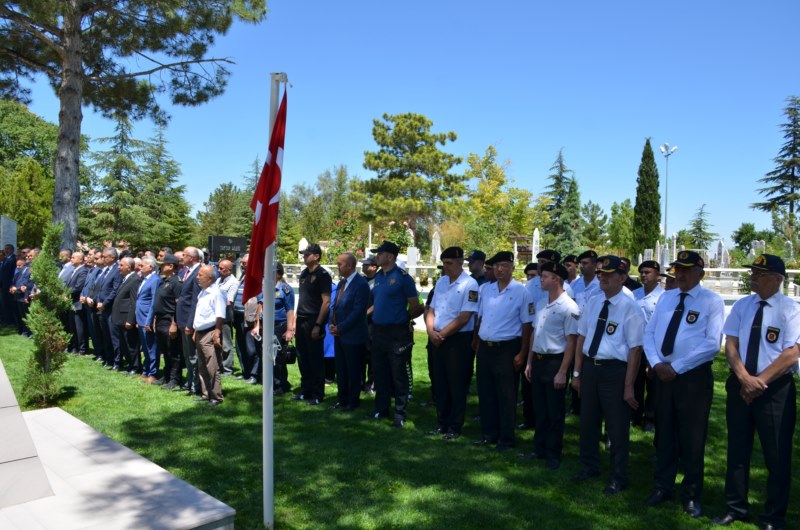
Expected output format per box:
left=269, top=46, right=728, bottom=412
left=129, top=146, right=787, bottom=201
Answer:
left=328, top=252, right=370, bottom=411
left=1, top=244, right=16, bottom=325
left=90, top=247, right=122, bottom=368
left=111, top=257, right=141, bottom=372
left=176, top=246, right=203, bottom=395
left=65, top=251, right=89, bottom=354
left=136, top=256, right=162, bottom=382
left=10, top=255, right=31, bottom=336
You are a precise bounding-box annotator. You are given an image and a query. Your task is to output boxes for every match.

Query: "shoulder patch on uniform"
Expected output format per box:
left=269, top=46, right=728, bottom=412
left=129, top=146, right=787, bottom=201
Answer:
left=528, top=302, right=535, bottom=315
left=468, top=290, right=478, bottom=303
left=686, top=310, right=699, bottom=324
left=766, top=326, right=780, bottom=344
left=282, top=285, right=291, bottom=295
left=606, top=321, right=618, bottom=335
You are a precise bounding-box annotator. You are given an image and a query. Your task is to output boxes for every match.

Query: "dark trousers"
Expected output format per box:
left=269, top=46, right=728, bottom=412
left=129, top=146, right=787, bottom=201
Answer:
left=233, top=312, right=255, bottom=378
left=16, top=300, right=30, bottom=335
left=68, top=307, right=88, bottom=353
left=97, top=311, right=116, bottom=366
left=579, top=360, right=631, bottom=485
left=114, top=324, right=140, bottom=371
left=156, top=316, right=182, bottom=383
left=653, top=362, right=713, bottom=501
left=372, top=324, right=413, bottom=420
left=432, top=332, right=472, bottom=434
left=221, top=307, right=234, bottom=374
left=477, top=339, right=520, bottom=448
left=520, top=372, right=535, bottom=426
left=724, top=374, right=795, bottom=528
left=334, top=338, right=364, bottom=408
left=296, top=316, right=325, bottom=401
left=271, top=320, right=290, bottom=392
left=426, top=340, right=437, bottom=403
left=531, top=353, right=566, bottom=460
left=362, top=324, right=375, bottom=391
left=181, top=330, right=199, bottom=393
left=632, top=351, right=654, bottom=426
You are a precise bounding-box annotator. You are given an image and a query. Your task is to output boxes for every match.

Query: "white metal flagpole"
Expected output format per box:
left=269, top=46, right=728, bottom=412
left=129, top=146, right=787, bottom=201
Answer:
left=263, top=71, right=287, bottom=530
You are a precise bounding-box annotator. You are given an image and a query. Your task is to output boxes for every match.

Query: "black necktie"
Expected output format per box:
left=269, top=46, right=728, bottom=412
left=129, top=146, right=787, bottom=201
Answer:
left=745, top=300, right=768, bottom=375
left=587, top=300, right=610, bottom=358
left=661, top=292, right=688, bottom=355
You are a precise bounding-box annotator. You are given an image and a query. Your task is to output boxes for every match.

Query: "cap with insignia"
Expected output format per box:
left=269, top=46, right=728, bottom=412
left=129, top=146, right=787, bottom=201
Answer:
left=539, top=261, right=568, bottom=281
left=577, top=249, right=598, bottom=261
left=301, top=243, right=323, bottom=256
left=562, top=254, right=578, bottom=265
left=160, top=253, right=180, bottom=265
left=638, top=260, right=660, bottom=273
left=660, top=267, right=676, bottom=279
left=360, top=256, right=377, bottom=266
left=488, top=251, right=514, bottom=264
left=596, top=255, right=627, bottom=274
left=749, top=253, right=786, bottom=276
left=466, top=249, right=486, bottom=262
left=440, top=246, right=465, bottom=260
left=536, top=249, right=561, bottom=263
left=371, top=240, right=400, bottom=256
left=670, top=250, right=705, bottom=269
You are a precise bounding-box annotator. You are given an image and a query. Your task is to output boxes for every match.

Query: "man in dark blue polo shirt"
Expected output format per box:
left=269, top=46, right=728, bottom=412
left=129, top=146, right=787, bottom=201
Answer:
left=368, top=241, right=424, bottom=428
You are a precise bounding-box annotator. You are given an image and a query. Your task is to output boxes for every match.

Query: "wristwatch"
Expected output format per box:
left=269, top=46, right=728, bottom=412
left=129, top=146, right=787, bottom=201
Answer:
left=572, top=370, right=581, bottom=378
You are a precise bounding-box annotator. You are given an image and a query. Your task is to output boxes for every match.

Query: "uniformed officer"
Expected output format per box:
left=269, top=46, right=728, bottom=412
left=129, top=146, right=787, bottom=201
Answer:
left=632, top=260, right=664, bottom=430
left=524, top=263, right=537, bottom=281
left=466, top=250, right=488, bottom=286
left=572, top=255, right=643, bottom=495
left=426, top=246, right=479, bottom=440
left=571, top=250, right=600, bottom=312
left=473, top=251, right=533, bottom=450
left=268, top=263, right=295, bottom=394
left=643, top=250, right=724, bottom=518
left=562, top=255, right=579, bottom=284
left=522, top=261, right=579, bottom=469
left=662, top=267, right=677, bottom=291
left=620, top=257, right=643, bottom=291
left=293, top=243, right=332, bottom=406
left=527, top=249, right=574, bottom=307
left=712, top=254, right=800, bottom=530
left=368, top=241, right=423, bottom=428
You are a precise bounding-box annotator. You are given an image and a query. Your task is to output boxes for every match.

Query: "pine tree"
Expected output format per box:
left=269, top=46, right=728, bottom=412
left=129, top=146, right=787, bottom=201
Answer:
left=544, top=150, right=582, bottom=254
left=608, top=199, right=635, bottom=255
left=686, top=204, right=718, bottom=249
left=582, top=201, right=608, bottom=249
left=632, top=138, right=661, bottom=257
left=753, top=96, right=800, bottom=227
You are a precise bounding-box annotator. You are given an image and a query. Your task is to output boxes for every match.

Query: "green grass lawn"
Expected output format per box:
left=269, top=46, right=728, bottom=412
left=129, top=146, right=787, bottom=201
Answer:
left=2, top=326, right=799, bottom=529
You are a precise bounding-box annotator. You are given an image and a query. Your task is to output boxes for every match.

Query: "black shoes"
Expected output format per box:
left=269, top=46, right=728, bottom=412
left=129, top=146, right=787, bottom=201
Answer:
left=518, top=451, right=545, bottom=460
left=207, top=399, right=222, bottom=407
left=683, top=500, right=702, bottom=518
left=572, top=469, right=600, bottom=482
left=644, top=489, right=673, bottom=507
left=307, top=398, right=321, bottom=406
left=545, top=458, right=560, bottom=470
left=472, top=438, right=496, bottom=447
left=427, top=427, right=446, bottom=436
left=442, top=432, right=460, bottom=441
left=392, top=418, right=404, bottom=428
left=712, top=513, right=749, bottom=526
left=603, top=481, right=625, bottom=495
left=291, top=394, right=305, bottom=401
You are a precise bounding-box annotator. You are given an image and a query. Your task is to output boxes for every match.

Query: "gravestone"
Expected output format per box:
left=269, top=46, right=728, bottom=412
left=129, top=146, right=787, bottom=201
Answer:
left=0, top=216, right=17, bottom=249
left=532, top=229, right=540, bottom=259
left=431, top=231, right=441, bottom=265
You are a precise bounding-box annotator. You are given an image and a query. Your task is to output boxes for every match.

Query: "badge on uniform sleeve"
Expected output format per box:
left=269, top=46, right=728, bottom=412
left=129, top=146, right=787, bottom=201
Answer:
left=528, top=303, right=534, bottom=315
left=283, top=285, right=291, bottom=295
left=468, top=290, right=478, bottom=303
left=766, top=326, right=780, bottom=344
left=606, top=321, right=618, bottom=335
left=686, top=310, right=699, bottom=324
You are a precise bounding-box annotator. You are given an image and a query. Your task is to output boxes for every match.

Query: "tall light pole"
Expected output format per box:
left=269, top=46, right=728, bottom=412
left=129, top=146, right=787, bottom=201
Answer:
left=659, top=143, right=678, bottom=264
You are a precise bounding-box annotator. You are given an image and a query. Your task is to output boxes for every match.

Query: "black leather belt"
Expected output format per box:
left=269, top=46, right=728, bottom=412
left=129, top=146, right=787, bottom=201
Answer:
left=483, top=339, right=517, bottom=347
left=589, top=358, right=626, bottom=367
left=534, top=352, right=564, bottom=361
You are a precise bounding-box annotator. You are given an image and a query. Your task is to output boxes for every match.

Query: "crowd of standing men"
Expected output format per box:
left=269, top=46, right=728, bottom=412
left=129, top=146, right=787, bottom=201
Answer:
left=2, top=238, right=797, bottom=529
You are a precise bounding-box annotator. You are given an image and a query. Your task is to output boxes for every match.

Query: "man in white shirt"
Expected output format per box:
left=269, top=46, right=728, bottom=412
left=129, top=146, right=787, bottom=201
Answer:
left=632, top=260, right=664, bottom=431
left=193, top=265, right=227, bottom=406
left=215, top=259, right=239, bottom=376
left=643, top=251, right=724, bottom=519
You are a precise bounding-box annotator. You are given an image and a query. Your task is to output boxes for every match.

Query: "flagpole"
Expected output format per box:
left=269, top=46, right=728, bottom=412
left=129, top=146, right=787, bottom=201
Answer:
left=263, top=71, right=286, bottom=530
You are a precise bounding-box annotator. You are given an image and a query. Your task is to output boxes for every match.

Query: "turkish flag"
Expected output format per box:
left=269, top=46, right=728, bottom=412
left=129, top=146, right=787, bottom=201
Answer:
left=244, top=91, right=287, bottom=301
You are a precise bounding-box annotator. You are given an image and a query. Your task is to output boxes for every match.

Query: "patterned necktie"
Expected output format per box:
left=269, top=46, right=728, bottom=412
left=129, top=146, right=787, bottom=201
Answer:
left=587, top=300, right=610, bottom=358
left=661, top=292, right=688, bottom=355
left=744, top=300, right=768, bottom=375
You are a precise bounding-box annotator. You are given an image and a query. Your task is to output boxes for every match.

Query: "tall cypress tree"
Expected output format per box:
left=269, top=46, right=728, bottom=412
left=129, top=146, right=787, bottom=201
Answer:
left=632, top=138, right=662, bottom=258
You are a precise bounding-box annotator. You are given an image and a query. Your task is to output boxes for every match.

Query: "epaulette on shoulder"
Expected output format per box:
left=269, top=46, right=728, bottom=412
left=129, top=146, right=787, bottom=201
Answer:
left=399, top=268, right=408, bottom=275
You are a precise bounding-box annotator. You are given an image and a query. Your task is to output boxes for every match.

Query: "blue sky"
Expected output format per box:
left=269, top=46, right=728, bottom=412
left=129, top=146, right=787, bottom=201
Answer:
left=26, top=0, right=800, bottom=248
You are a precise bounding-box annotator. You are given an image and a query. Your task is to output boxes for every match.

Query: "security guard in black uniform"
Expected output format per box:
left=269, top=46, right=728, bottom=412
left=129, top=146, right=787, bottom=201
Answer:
left=293, top=243, right=332, bottom=406
left=712, top=254, right=800, bottom=530
left=368, top=241, right=424, bottom=428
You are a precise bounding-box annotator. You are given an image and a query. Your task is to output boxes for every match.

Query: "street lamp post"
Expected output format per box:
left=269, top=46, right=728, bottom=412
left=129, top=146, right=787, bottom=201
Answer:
left=659, top=143, right=678, bottom=264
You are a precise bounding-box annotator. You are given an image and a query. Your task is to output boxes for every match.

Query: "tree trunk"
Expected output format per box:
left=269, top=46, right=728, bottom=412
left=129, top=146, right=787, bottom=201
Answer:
left=52, top=1, right=82, bottom=251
